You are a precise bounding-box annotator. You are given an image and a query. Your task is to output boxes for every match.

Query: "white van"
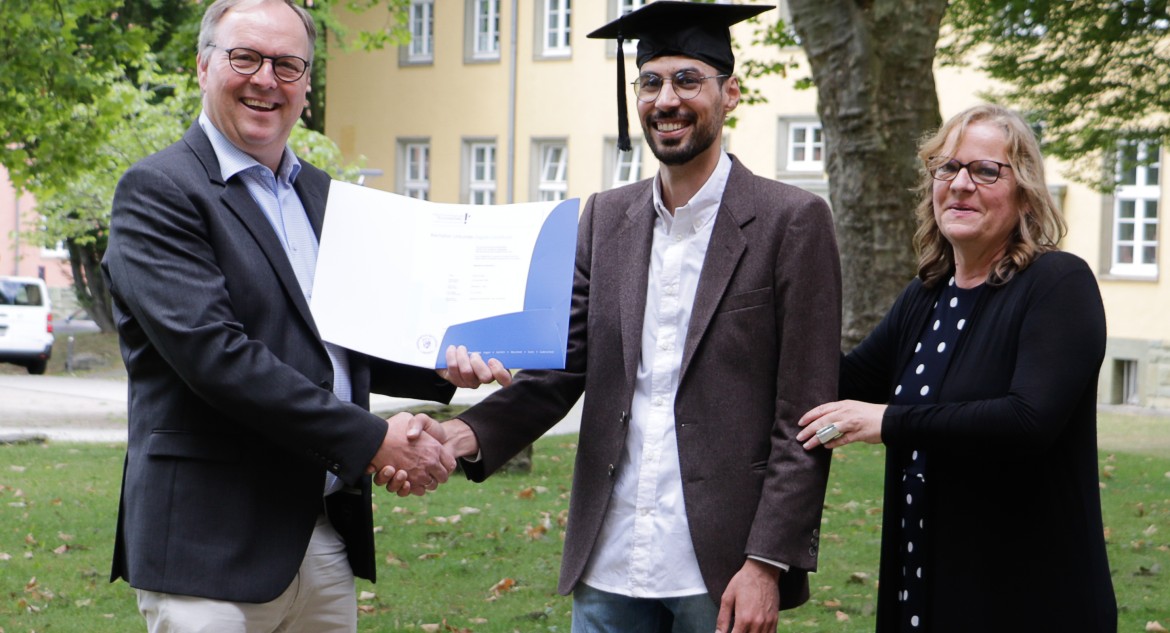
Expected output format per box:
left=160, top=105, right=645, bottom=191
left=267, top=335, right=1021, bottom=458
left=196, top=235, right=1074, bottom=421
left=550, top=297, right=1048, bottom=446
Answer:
left=0, top=276, right=54, bottom=374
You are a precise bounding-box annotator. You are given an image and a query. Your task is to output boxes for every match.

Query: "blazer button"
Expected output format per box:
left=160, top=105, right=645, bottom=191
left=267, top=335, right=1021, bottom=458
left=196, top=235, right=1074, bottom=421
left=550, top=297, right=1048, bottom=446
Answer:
left=607, top=464, right=615, bottom=478
left=320, top=380, right=332, bottom=389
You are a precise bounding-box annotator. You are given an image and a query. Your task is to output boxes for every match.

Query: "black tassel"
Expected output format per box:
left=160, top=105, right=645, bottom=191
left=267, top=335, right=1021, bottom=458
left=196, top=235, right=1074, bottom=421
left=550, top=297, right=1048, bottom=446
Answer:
left=616, top=35, right=631, bottom=152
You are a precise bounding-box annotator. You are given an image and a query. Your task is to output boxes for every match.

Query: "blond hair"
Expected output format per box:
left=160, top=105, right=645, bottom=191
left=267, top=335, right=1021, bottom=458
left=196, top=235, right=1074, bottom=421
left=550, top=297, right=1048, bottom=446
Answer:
left=913, top=104, right=1066, bottom=287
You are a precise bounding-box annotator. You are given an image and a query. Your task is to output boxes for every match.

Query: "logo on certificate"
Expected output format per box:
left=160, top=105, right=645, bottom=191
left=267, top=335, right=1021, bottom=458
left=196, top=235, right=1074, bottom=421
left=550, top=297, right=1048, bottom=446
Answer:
left=417, top=335, right=437, bottom=354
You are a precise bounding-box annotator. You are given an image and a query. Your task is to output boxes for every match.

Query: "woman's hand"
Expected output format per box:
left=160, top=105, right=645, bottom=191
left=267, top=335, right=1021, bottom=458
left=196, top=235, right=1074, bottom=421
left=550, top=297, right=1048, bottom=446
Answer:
left=796, top=400, right=887, bottom=449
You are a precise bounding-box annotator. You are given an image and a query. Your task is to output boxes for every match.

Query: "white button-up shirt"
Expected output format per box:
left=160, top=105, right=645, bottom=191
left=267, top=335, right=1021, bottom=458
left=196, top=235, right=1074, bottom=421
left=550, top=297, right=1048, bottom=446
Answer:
left=580, top=152, right=733, bottom=598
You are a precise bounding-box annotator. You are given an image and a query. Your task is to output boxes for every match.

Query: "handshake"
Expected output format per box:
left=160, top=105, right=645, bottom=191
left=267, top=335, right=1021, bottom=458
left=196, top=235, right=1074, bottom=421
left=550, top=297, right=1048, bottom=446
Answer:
left=364, top=345, right=508, bottom=497
left=364, top=412, right=479, bottom=497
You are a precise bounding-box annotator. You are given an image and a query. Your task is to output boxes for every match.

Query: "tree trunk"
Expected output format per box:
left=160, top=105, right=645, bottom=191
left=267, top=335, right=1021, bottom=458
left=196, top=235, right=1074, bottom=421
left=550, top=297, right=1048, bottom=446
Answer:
left=67, top=238, right=116, bottom=333
left=789, top=0, right=947, bottom=349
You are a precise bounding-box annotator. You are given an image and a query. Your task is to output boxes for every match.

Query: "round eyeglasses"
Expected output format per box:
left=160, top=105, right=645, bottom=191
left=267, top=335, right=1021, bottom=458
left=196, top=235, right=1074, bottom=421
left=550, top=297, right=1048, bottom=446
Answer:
left=631, top=71, right=729, bottom=103
left=208, top=44, right=310, bottom=83
left=929, top=158, right=1013, bottom=185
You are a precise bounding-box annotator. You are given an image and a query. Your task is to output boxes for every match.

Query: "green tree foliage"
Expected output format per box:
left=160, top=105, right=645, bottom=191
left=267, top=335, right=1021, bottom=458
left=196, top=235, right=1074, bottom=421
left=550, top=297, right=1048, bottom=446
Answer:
left=942, top=0, right=1170, bottom=188
left=0, top=0, right=373, bottom=330
left=0, top=0, right=152, bottom=193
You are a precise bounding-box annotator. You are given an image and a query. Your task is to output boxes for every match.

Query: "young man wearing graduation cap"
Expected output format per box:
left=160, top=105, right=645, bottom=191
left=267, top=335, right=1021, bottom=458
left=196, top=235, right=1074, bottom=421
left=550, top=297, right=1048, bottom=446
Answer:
left=419, top=2, right=841, bottom=631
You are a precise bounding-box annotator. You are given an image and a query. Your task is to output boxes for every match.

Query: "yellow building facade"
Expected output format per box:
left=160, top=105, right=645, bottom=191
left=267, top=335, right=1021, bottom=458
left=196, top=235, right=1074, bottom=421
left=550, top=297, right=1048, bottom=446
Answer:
left=324, top=0, right=1169, bottom=408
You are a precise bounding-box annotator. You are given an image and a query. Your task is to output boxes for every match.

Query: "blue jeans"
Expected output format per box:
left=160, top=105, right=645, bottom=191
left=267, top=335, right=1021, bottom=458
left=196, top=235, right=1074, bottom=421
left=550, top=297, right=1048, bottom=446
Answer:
left=571, top=584, right=718, bottom=633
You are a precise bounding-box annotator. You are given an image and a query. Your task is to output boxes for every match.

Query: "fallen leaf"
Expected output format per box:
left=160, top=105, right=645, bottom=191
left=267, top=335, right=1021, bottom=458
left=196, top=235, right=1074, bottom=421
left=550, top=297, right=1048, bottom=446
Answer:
left=421, top=623, right=441, bottom=632
left=358, top=591, right=376, bottom=601
left=489, top=577, right=516, bottom=597
left=418, top=552, right=445, bottom=560
left=848, top=572, right=869, bottom=585
left=524, top=523, right=548, bottom=540
left=517, top=487, right=536, bottom=499
left=469, top=617, right=488, bottom=624
left=1146, top=622, right=1168, bottom=632
left=9, top=465, right=25, bottom=472
left=357, top=604, right=375, bottom=614
left=823, top=599, right=842, bottom=608
left=52, top=544, right=69, bottom=555
left=75, top=599, right=93, bottom=607
left=1144, top=524, right=1158, bottom=537
left=459, top=506, right=482, bottom=515
left=836, top=611, right=850, bottom=622
left=0, top=552, right=11, bottom=561
left=24, top=577, right=38, bottom=592
left=57, top=532, right=74, bottom=542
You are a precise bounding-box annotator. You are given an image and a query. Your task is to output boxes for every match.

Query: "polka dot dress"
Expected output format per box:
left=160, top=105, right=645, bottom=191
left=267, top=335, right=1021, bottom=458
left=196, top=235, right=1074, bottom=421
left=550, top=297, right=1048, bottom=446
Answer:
left=889, top=277, right=983, bottom=632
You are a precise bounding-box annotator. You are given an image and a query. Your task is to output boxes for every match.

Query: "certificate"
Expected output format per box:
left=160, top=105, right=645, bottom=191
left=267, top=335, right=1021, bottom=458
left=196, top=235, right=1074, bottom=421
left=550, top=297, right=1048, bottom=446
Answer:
left=310, top=181, right=579, bottom=369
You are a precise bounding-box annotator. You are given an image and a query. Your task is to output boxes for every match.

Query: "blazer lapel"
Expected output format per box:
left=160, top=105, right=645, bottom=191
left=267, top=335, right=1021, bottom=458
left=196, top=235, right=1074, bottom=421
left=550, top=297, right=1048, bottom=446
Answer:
left=616, top=188, right=657, bottom=385
left=680, top=161, right=754, bottom=382
left=185, top=125, right=321, bottom=335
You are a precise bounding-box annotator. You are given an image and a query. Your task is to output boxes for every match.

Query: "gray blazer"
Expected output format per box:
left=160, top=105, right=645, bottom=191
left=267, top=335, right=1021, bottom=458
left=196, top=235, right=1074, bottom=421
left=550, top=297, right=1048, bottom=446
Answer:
left=461, top=157, right=841, bottom=608
left=102, top=124, right=454, bottom=602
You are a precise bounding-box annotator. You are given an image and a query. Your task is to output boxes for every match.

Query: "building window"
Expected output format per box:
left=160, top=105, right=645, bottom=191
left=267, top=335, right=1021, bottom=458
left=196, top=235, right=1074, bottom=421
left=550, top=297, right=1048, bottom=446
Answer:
left=610, top=0, right=645, bottom=54
left=407, top=0, right=434, bottom=63
left=539, top=0, right=571, bottom=58
left=466, top=141, right=497, bottom=205
left=1111, top=141, right=1160, bottom=277
left=471, top=0, right=500, bottom=59
left=535, top=141, right=568, bottom=201
left=787, top=122, right=824, bottom=172
left=40, top=239, right=68, bottom=259
left=399, top=141, right=430, bottom=200
left=604, top=140, right=642, bottom=189
left=1115, top=359, right=1140, bottom=405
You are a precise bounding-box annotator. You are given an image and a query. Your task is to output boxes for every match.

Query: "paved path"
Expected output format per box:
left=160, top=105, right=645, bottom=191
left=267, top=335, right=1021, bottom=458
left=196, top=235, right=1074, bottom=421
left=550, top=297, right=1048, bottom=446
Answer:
left=0, top=374, right=581, bottom=443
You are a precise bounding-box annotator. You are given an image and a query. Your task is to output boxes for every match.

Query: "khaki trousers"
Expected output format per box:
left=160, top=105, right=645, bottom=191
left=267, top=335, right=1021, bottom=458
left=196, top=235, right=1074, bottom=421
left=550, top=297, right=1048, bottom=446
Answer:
left=136, top=513, right=356, bottom=633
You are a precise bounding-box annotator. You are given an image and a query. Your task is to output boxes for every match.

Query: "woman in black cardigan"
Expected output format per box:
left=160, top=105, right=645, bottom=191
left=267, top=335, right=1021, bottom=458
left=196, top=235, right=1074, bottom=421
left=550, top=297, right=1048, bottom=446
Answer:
left=797, top=104, right=1117, bottom=632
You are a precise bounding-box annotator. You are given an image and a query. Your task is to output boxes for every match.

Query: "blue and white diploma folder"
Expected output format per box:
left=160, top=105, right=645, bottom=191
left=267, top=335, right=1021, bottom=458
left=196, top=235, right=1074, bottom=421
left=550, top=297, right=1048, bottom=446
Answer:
left=311, top=181, right=580, bottom=370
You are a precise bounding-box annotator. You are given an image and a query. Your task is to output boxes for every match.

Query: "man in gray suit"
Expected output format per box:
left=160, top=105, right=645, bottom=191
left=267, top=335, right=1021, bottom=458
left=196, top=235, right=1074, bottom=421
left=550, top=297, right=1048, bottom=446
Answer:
left=101, top=0, right=504, bottom=630
left=415, top=3, right=841, bottom=632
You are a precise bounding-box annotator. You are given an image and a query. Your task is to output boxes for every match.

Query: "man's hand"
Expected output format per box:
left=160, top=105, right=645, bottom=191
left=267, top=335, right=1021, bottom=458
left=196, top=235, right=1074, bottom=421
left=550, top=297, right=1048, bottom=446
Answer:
left=716, top=559, right=780, bottom=633
left=436, top=345, right=513, bottom=388
left=405, top=416, right=480, bottom=460
left=367, top=412, right=455, bottom=497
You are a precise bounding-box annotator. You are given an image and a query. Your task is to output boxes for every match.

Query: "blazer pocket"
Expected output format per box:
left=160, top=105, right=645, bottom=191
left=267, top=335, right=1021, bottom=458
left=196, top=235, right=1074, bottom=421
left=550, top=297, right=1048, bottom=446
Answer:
left=717, top=287, right=773, bottom=314
left=147, top=430, right=247, bottom=463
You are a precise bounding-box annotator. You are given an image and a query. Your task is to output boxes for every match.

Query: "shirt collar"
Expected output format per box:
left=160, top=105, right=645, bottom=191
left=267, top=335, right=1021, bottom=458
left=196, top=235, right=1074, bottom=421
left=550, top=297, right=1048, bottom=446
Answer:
left=198, top=112, right=301, bottom=185
left=651, top=151, right=732, bottom=233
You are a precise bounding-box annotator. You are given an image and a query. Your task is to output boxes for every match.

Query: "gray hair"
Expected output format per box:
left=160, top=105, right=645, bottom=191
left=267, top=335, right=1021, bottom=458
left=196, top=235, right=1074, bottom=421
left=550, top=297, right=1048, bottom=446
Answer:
left=197, top=0, right=317, bottom=65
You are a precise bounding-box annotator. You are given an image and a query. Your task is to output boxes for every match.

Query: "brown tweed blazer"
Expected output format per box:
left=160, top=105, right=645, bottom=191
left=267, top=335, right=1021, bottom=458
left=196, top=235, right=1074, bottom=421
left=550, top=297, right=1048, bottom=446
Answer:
left=460, top=156, right=841, bottom=608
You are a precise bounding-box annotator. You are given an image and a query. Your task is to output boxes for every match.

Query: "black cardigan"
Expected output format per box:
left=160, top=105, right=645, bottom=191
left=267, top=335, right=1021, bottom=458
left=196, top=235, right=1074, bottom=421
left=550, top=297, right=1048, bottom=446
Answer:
left=842, top=251, right=1117, bottom=632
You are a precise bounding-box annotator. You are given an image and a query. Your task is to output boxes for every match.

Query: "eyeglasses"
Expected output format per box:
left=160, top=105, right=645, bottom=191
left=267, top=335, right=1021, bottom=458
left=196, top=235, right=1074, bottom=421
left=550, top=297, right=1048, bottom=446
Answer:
left=929, top=158, right=1013, bottom=185
left=631, top=71, right=728, bottom=103
left=208, top=44, right=310, bottom=83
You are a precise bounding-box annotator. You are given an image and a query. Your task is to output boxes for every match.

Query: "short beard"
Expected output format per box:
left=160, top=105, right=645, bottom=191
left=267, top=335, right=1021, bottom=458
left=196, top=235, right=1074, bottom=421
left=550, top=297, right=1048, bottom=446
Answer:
left=643, top=109, right=721, bottom=166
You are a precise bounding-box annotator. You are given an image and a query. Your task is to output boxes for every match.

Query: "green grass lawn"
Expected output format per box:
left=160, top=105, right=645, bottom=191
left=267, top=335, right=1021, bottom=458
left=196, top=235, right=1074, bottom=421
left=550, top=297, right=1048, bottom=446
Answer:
left=2, top=433, right=1167, bottom=632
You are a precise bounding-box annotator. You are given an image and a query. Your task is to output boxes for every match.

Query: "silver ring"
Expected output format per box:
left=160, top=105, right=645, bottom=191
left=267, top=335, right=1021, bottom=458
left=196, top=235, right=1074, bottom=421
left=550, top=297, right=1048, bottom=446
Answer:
left=815, top=424, right=844, bottom=443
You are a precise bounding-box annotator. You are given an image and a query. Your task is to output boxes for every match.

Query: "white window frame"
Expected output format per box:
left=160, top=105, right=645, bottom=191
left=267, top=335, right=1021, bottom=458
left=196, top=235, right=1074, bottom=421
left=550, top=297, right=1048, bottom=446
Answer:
left=608, top=141, right=642, bottom=189
left=787, top=122, right=825, bottom=172
left=540, top=0, right=571, bottom=57
left=612, top=0, right=645, bottom=55
left=1111, top=141, right=1160, bottom=278
left=473, top=0, right=501, bottom=59
left=535, top=141, right=569, bottom=201
left=400, top=141, right=430, bottom=200
left=407, top=0, right=434, bottom=63
left=467, top=141, right=497, bottom=205
left=40, top=238, right=68, bottom=259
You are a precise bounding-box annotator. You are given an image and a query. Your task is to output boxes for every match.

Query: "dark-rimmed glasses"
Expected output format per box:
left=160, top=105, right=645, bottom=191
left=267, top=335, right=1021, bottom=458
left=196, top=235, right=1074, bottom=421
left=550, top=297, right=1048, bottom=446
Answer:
left=632, top=71, right=729, bottom=103
left=208, top=44, right=310, bottom=83
left=929, top=158, right=1013, bottom=185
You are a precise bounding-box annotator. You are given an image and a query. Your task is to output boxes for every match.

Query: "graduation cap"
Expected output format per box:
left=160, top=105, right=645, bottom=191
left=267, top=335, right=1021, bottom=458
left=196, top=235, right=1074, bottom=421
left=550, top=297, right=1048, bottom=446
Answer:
left=587, top=1, right=773, bottom=151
